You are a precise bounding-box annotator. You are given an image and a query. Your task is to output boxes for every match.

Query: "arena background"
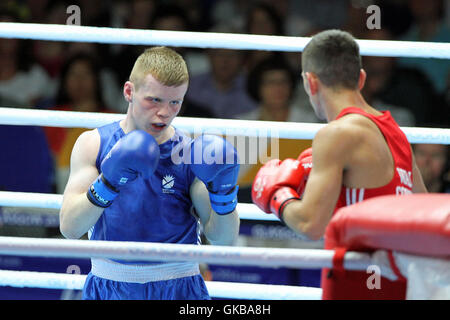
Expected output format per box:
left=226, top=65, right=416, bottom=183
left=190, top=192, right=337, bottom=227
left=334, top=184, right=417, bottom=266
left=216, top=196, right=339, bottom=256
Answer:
left=0, top=0, right=448, bottom=300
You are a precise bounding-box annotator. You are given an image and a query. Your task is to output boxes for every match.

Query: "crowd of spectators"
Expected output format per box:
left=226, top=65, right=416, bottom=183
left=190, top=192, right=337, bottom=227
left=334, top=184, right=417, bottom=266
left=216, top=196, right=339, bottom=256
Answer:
left=0, top=0, right=449, bottom=195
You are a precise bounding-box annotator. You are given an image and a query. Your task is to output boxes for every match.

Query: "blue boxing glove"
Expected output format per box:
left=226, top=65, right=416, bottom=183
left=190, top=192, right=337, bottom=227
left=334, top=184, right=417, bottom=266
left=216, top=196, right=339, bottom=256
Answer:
left=190, top=135, right=240, bottom=215
left=87, top=130, right=160, bottom=208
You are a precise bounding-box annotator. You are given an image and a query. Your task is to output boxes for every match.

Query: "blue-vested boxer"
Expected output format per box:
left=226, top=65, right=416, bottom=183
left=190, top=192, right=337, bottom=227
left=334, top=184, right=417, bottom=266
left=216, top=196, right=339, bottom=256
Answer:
left=59, top=47, right=240, bottom=300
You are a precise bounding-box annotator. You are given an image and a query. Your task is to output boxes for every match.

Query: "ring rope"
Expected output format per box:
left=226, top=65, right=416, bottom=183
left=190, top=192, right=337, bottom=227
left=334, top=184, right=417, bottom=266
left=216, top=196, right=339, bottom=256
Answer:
left=0, top=269, right=322, bottom=300
left=0, top=22, right=449, bottom=59
left=0, top=107, right=324, bottom=140
left=0, top=236, right=372, bottom=271
left=0, top=107, right=449, bottom=144
left=0, top=191, right=278, bottom=222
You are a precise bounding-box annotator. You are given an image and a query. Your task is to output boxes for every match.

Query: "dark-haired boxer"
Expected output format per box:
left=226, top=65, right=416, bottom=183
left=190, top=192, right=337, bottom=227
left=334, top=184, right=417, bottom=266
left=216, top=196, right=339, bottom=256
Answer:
left=252, top=29, right=427, bottom=240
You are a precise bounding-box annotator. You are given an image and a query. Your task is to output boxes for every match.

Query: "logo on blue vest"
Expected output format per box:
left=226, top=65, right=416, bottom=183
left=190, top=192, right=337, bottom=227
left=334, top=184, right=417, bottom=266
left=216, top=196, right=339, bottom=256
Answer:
left=162, top=174, right=175, bottom=194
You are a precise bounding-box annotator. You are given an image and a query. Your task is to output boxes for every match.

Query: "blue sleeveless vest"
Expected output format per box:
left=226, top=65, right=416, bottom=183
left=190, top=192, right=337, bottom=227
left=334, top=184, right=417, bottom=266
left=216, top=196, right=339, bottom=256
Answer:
left=89, top=121, right=200, bottom=253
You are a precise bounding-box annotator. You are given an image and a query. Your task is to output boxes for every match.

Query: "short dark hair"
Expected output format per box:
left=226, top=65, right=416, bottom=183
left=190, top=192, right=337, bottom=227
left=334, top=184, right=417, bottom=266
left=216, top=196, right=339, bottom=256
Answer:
left=301, top=29, right=362, bottom=90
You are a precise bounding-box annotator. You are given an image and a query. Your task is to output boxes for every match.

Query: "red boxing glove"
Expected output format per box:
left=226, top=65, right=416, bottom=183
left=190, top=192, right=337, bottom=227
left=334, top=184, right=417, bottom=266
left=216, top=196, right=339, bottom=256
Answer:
left=252, top=158, right=307, bottom=220
left=297, top=148, right=313, bottom=198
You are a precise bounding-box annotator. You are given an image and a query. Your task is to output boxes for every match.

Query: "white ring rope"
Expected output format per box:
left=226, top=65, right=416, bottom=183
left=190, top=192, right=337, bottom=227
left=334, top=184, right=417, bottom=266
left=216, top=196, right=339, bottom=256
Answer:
left=0, top=107, right=324, bottom=141
left=0, top=236, right=372, bottom=271
left=0, top=269, right=322, bottom=300
left=0, top=22, right=449, bottom=59
left=0, top=191, right=278, bottom=222
left=0, top=107, right=449, bottom=144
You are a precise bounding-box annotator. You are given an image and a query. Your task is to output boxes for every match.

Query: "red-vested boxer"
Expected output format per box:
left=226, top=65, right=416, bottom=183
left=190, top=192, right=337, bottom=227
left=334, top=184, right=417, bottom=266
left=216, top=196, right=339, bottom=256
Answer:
left=252, top=29, right=427, bottom=239
left=251, top=29, right=429, bottom=299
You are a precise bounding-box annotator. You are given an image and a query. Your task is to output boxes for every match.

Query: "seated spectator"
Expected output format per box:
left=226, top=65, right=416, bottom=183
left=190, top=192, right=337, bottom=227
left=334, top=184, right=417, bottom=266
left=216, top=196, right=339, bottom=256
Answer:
left=295, top=0, right=349, bottom=33
left=398, top=0, right=450, bottom=95
left=210, top=0, right=251, bottom=31
left=235, top=55, right=314, bottom=123
left=170, top=0, right=211, bottom=32
left=64, top=42, right=126, bottom=113
left=244, top=2, right=284, bottom=71
left=147, top=4, right=212, bottom=118
left=258, top=0, right=314, bottom=72
left=43, top=53, right=113, bottom=193
left=31, top=0, right=68, bottom=95
left=361, top=29, right=440, bottom=127
left=0, top=9, right=53, bottom=108
left=113, top=0, right=157, bottom=85
left=362, top=54, right=416, bottom=127
left=76, top=0, right=111, bottom=27
left=413, top=143, right=450, bottom=193
left=232, top=56, right=314, bottom=202
left=149, top=3, right=209, bottom=77
left=186, top=24, right=257, bottom=119
left=340, top=1, right=371, bottom=39
left=260, top=0, right=313, bottom=37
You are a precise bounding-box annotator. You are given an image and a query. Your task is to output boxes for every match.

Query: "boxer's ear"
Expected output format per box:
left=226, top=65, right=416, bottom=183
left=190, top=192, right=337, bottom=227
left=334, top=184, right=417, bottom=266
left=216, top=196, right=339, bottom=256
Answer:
left=303, top=72, right=319, bottom=95
left=358, top=69, right=367, bottom=91
left=123, top=81, right=134, bottom=103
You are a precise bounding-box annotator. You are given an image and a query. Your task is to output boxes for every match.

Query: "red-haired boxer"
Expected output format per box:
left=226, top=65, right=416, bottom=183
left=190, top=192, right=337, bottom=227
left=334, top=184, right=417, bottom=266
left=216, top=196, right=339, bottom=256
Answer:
left=60, top=47, right=240, bottom=300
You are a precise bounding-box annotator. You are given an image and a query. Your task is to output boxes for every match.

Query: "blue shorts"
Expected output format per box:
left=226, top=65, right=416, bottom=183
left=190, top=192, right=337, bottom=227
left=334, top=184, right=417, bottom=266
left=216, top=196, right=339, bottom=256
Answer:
left=82, top=273, right=210, bottom=300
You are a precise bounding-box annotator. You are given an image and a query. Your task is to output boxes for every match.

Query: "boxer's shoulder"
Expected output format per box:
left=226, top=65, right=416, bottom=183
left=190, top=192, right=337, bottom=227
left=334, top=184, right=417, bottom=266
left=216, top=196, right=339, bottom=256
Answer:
left=314, top=119, right=362, bottom=150
left=71, top=129, right=101, bottom=167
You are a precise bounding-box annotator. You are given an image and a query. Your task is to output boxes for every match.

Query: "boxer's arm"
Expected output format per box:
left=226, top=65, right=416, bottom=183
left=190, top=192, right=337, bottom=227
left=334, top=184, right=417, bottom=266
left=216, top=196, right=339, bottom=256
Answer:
left=59, top=130, right=104, bottom=239
left=282, top=125, right=349, bottom=240
left=190, top=178, right=240, bottom=246
left=411, top=150, right=428, bottom=193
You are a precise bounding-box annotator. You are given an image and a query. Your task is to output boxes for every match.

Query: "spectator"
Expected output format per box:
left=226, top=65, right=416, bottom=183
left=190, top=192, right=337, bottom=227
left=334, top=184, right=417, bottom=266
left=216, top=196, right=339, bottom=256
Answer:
left=295, top=0, right=348, bottom=32
left=374, top=1, right=413, bottom=38
left=244, top=2, right=285, bottom=71
left=151, top=3, right=191, bottom=32
left=53, top=53, right=109, bottom=113
left=147, top=4, right=215, bottom=118
left=124, top=0, right=156, bottom=30
left=172, top=0, right=212, bottom=31
left=31, top=0, right=68, bottom=94
left=233, top=56, right=314, bottom=202
left=339, top=1, right=368, bottom=38
left=185, top=24, right=257, bottom=119
left=235, top=55, right=313, bottom=122
left=149, top=3, right=209, bottom=77
left=210, top=0, right=251, bottom=31
left=0, top=9, right=53, bottom=107
left=398, top=0, right=450, bottom=95
left=362, top=55, right=415, bottom=126
left=64, top=42, right=125, bottom=113
left=113, top=0, right=157, bottom=84
left=77, top=0, right=111, bottom=27
left=260, top=0, right=313, bottom=37
left=361, top=28, right=444, bottom=127
left=43, top=53, right=113, bottom=193
left=413, top=144, right=450, bottom=193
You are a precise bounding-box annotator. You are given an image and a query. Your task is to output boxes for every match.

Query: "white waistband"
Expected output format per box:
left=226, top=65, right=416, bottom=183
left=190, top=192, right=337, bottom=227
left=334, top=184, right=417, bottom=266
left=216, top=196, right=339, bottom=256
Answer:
left=90, top=258, right=200, bottom=284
